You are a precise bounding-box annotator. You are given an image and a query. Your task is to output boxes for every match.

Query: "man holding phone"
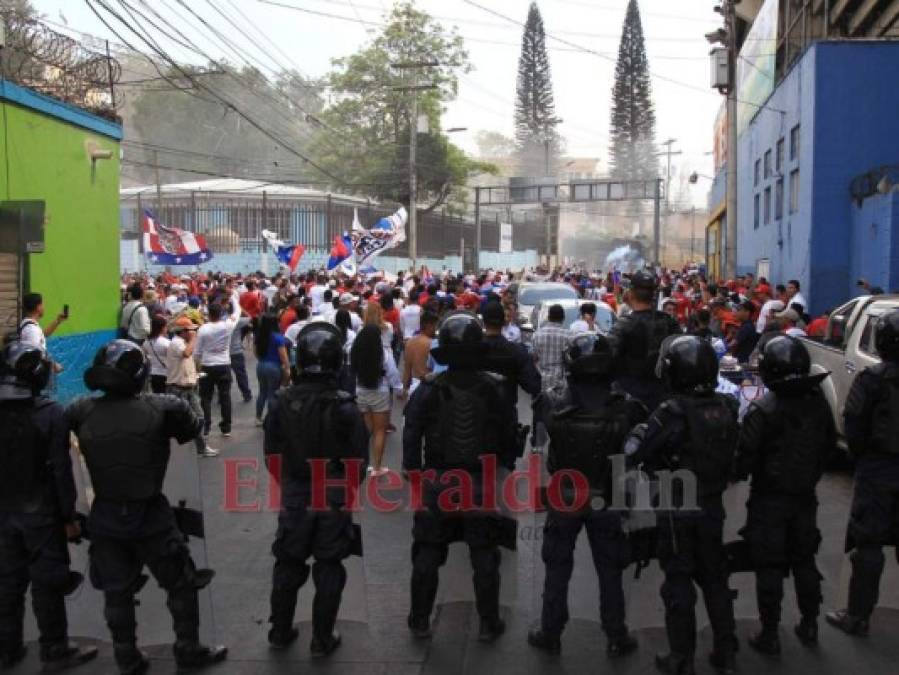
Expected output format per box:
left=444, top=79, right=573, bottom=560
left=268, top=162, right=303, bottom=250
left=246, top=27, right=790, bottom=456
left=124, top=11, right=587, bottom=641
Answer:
left=17, top=293, right=67, bottom=351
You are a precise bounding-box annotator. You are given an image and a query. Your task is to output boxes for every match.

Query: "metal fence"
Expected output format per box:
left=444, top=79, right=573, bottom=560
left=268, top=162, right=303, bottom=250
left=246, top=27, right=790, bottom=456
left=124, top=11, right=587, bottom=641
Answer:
left=120, top=191, right=545, bottom=258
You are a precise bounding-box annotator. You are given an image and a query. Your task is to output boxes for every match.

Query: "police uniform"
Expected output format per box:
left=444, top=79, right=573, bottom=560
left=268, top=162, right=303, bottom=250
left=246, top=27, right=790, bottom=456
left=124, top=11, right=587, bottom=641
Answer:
left=626, top=336, right=738, bottom=675
left=0, top=344, right=97, bottom=670
left=67, top=340, right=226, bottom=674
left=827, top=312, right=899, bottom=636
left=403, top=313, right=518, bottom=641
left=263, top=322, right=368, bottom=655
left=608, top=273, right=681, bottom=412
left=735, top=336, right=835, bottom=652
left=529, top=334, right=648, bottom=655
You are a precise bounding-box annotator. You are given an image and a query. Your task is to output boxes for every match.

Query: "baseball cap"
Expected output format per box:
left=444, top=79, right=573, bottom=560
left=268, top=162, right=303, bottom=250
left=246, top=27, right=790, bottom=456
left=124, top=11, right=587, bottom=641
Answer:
left=339, top=292, right=355, bottom=306
left=775, top=308, right=801, bottom=323
left=172, top=316, right=198, bottom=332
left=755, top=284, right=772, bottom=296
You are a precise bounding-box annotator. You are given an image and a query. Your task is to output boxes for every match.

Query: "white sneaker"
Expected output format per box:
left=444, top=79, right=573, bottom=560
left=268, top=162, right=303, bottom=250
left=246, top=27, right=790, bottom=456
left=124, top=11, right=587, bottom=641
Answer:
left=255, top=417, right=264, bottom=427
left=199, top=447, right=220, bottom=458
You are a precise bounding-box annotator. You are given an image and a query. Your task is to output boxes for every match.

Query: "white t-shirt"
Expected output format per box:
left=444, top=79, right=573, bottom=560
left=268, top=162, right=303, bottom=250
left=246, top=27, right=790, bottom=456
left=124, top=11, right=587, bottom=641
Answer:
left=284, top=320, right=310, bottom=345
left=785, top=327, right=808, bottom=338
left=143, top=336, right=171, bottom=377
left=400, top=304, right=422, bottom=339
left=569, top=319, right=596, bottom=334
left=309, top=285, right=328, bottom=311
left=756, top=300, right=785, bottom=333
left=18, top=319, right=46, bottom=350
left=356, top=347, right=402, bottom=394
left=789, top=292, right=809, bottom=313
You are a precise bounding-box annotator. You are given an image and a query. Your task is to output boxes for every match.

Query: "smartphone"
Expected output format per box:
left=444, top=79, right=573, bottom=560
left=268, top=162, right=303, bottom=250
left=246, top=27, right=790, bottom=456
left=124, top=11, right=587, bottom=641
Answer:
left=62, top=304, right=69, bottom=318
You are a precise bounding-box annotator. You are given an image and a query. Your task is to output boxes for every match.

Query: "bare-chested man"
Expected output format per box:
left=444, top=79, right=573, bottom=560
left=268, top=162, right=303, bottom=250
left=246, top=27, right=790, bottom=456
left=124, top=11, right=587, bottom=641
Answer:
left=401, top=310, right=439, bottom=398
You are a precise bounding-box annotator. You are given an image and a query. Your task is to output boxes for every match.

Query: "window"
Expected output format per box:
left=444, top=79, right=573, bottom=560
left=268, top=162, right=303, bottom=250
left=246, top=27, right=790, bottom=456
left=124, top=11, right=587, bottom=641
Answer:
left=776, top=138, right=784, bottom=172
left=764, top=150, right=772, bottom=179
left=753, top=194, right=760, bottom=229
left=789, top=169, right=800, bottom=213
left=775, top=178, right=784, bottom=220
left=826, top=300, right=859, bottom=348
left=859, top=316, right=878, bottom=356
left=790, top=125, right=801, bottom=160
left=764, top=187, right=771, bottom=224
left=754, top=159, right=761, bottom=186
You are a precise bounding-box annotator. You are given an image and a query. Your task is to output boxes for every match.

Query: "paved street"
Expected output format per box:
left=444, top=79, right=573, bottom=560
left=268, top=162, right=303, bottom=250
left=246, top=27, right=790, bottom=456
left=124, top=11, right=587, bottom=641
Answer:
left=16, top=380, right=899, bottom=674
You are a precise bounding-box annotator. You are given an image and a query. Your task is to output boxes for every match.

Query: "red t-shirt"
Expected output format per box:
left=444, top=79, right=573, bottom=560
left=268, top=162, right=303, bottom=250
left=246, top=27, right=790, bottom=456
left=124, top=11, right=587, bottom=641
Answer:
left=807, top=317, right=828, bottom=338
left=279, top=307, right=297, bottom=333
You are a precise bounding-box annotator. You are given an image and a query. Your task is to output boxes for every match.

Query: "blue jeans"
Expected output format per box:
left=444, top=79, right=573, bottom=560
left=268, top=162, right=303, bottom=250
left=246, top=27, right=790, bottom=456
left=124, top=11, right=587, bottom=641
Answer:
left=256, top=361, right=283, bottom=419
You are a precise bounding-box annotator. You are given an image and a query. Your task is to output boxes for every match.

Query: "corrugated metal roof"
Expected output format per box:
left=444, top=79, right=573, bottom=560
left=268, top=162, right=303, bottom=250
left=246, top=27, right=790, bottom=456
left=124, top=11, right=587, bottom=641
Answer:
left=120, top=178, right=371, bottom=204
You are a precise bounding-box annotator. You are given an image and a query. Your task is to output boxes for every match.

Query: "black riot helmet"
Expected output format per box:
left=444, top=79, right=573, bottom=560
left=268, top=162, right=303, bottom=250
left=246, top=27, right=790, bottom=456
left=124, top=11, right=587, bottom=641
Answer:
left=564, top=333, right=613, bottom=381
left=660, top=335, right=718, bottom=395
left=296, top=322, right=343, bottom=375
left=431, top=311, right=486, bottom=367
left=758, top=335, right=811, bottom=388
left=0, top=342, right=52, bottom=399
left=875, top=310, right=899, bottom=362
left=630, top=269, right=658, bottom=291
left=84, top=339, right=149, bottom=396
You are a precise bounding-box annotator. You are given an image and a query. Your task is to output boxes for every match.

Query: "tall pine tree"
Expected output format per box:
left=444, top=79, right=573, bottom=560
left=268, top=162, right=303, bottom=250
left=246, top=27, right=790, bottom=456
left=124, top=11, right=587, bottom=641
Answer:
left=609, top=0, right=658, bottom=181
left=514, top=2, right=560, bottom=177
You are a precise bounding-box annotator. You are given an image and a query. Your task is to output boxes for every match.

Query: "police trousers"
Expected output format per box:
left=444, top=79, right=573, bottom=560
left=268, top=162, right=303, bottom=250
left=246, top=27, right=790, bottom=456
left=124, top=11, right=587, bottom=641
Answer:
left=845, top=477, right=899, bottom=619
left=0, top=514, right=71, bottom=653
left=410, top=510, right=504, bottom=622
left=744, top=493, right=822, bottom=627
left=540, top=508, right=631, bottom=639
left=89, top=526, right=208, bottom=648
left=657, top=499, right=736, bottom=658
left=270, top=505, right=357, bottom=641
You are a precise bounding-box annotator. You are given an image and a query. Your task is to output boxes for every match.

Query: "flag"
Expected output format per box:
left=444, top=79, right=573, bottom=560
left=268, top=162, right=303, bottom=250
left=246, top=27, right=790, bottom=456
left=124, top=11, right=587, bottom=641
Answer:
left=142, top=210, right=213, bottom=265
left=327, top=232, right=353, bottom=270
left=261, top=229, right=305, bottom=272
left=352, top=206, right=407, bottom=266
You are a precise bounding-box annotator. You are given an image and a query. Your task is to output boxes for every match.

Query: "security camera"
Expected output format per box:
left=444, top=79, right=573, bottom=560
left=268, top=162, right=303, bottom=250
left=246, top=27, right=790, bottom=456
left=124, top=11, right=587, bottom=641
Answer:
left=705, top=28, right=727, bottom=44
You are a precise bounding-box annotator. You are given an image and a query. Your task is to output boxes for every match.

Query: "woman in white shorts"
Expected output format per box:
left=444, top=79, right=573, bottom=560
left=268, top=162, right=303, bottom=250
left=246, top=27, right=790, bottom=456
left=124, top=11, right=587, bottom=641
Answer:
left=350, top=325, right=402, bottom=476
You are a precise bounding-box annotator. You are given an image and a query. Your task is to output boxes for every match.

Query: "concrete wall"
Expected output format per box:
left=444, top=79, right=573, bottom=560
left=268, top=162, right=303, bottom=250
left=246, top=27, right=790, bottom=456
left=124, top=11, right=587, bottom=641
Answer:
left=850, top=191, right=899, bottom=297
left=1, top=80, right=122, bottom=400
left=737, top=41, right=899, bottom=313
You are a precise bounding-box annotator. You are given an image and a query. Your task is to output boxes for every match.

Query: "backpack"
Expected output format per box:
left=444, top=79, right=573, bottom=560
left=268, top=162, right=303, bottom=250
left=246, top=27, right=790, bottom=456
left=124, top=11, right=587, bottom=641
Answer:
left=679, top=395, right=737, bottom=496
left=279, top=385, right=346, bottom=477
left=756, top=393, right=828, bottom=494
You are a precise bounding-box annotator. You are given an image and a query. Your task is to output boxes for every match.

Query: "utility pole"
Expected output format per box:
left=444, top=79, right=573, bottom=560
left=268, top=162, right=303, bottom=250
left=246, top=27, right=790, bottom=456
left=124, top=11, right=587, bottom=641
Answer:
left=691, top=206, right=696, bottom=260
left=653, top=178, right=662, bottom=265
left=724, top=0, right=739, bottom=279
left=391, top=60, right=439, bottom=273
left=474, top=186, right=482, bottom=273
left=658, top=138, right=682, bottom=262
left=153, top=150, right=162, bottom=216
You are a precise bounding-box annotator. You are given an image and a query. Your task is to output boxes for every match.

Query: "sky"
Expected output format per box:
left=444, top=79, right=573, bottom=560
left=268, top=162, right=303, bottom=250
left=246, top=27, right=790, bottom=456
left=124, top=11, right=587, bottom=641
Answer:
left=32, top=0, right=724, bottom=205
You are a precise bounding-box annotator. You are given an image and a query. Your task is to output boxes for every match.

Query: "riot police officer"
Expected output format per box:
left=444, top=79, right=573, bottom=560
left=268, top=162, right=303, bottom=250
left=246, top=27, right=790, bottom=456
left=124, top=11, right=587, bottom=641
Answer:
left=608, top=269, right=681, bottom=411
left=527, top=334, right=648, bottom=656
left=403, top=312, right=518, bottom=642
left=67, top=340, right=227, bottom=674
left=482, top=301, right=541, bottom=452
left=625, top=336, right=739, bottom=675
left=264, top=323, right=368, bottom=656
left=827, top=309, right=899, bottom=636
left=735, top=336, right=835, bottom=654
left=0, top=343, right=97, bottom=671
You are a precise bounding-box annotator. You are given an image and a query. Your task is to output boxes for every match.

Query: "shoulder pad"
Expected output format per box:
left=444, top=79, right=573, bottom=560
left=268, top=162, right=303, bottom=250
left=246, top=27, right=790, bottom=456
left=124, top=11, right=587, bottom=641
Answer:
left=482, top=370, right=506, bottom=386
left=143, top=393, right=190, bottom=414
left=657, top=398, right=685, bottom=417
left=423, top=372, right=441, bottom=385
left=335, top=390, right=355, bottom=404
left=66, top=395, right=97, bottom=419
left=751, top=392, right=778, bottom=415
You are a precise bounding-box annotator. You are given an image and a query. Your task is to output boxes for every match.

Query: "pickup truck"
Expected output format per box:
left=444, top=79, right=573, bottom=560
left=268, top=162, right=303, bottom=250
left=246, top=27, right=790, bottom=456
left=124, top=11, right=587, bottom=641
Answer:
left=800, top=294, right=899, bottom=447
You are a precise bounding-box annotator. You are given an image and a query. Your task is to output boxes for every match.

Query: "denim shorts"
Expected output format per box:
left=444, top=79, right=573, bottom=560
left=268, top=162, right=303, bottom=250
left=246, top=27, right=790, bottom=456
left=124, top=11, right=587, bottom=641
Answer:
left=356, top=389, right=391, bottom=413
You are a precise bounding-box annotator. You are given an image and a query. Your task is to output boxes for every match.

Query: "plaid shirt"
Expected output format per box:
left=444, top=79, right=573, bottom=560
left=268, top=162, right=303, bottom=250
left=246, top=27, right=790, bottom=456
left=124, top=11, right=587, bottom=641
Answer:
left=532, top=323, right=571, bottom=391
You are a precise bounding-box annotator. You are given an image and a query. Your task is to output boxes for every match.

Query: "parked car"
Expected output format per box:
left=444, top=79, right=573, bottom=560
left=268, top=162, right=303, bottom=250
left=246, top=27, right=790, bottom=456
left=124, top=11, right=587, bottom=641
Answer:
left=521, top=298, right=616, bottom=346
left=515, top=282, right=579, bottom=324
left=801, top=294, right=899, bottom=447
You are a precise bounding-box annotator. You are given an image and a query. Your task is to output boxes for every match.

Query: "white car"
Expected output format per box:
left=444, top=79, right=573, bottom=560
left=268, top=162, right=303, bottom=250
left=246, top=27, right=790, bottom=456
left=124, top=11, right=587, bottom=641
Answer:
left=514, top=282, right=579, bottom=325
left=522, top=298, right=616, bottom=346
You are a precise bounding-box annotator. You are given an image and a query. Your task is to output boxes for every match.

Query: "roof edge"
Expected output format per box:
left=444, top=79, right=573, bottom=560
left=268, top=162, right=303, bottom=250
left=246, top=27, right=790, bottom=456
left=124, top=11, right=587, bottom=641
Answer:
left=0, top=79, right=122, bottom=140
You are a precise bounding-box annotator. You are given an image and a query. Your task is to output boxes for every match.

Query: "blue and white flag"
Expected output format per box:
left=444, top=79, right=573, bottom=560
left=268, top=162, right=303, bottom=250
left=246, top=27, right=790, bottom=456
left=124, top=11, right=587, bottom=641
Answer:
left=142, top=211, right=213, bottom=266
left=351, top=207, right=407, bottom=266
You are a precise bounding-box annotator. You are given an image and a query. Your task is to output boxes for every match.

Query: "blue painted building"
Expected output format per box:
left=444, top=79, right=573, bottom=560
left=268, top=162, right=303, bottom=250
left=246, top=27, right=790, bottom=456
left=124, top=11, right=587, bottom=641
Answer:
left=736, top=40, right=899, bottom=313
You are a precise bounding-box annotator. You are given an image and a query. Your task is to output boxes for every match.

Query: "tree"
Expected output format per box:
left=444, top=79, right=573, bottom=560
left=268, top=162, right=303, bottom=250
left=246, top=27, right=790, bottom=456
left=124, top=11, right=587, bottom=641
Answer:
left=316, top=2, right=494, bottom=213
left=475, top=130, right=516, bottom=158
left=514, top=2, right=561, bottom=178
left=608, top=0, right=658, bottom=181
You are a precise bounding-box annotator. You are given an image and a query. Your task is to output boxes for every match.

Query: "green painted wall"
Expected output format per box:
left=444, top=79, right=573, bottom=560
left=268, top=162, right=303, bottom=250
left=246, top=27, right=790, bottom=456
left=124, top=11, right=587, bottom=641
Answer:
left=1, top=100, right=120, bottom=335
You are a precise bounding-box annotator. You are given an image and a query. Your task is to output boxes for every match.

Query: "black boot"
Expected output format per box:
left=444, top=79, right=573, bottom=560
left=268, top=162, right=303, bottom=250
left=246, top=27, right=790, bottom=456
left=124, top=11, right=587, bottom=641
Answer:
left=173, top=642, right=228, bottom=671
left=527, top=629, right=561, bottom=654
left=748, top=627, right=781, bottom=656
left=794, top=617, right=818, bottom=646
left=478, top=616, right=506, bottom=643
left=708, top=647, right=736, bottom=674
left=407, top=614, right=432, bottom=639
left=654, top=652, right=695, bottom=675
left=825, top=609, right=869, bottom=636
left=40, top=642, right=99, bottom=673
left=0, top=645, right=27, bottom=670
left=268, top=625, right=299, bottom=650
left=607, top=633, right=638, bottom=658
left=309, top=631, right=341, bottom=658
left=113, top=643, right=149, bottom=675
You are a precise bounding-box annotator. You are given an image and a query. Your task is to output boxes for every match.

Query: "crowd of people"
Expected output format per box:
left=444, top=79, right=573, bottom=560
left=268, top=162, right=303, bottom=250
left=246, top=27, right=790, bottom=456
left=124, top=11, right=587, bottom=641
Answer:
left=2, top=261, right=898, bottom=675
